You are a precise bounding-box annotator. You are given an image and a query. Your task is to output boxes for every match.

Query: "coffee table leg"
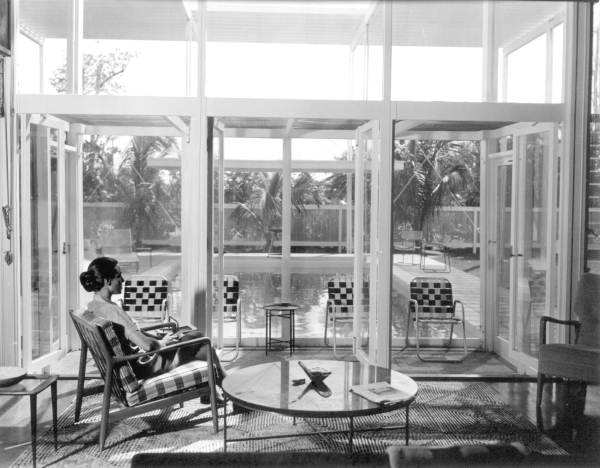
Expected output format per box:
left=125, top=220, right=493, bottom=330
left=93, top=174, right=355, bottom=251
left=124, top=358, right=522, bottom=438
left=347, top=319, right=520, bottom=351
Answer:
left=348, top=416, right=354, bottom=454
left=51, top=380, right=58, bottom=450
left=223, top=395, right=228, bottom=453
left=29, top=394, right=37, bottom=468
left=405, top=405, right=410, bottom=445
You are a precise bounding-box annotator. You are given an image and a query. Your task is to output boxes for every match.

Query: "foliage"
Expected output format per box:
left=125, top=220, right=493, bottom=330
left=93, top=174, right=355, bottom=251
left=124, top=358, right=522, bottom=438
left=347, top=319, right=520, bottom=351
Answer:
left=54, top=51, right=181, bottom=246
left=50, top=50, right=137, bottom=95
left=393, top=139, right=479, bottom=237
left=118, top=136, right=180, bottom=246
left=226, top=171, right=325, bottom=252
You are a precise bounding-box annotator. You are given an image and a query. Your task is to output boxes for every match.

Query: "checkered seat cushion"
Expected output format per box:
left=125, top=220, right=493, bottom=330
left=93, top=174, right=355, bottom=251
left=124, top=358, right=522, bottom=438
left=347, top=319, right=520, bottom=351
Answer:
left=125, top=360, right=209, bottom=406
left=123, top=276, right=169, bottom=321
left=222, top=275, right=240, bottom=321
left=409, top=277, right=457, bottom=320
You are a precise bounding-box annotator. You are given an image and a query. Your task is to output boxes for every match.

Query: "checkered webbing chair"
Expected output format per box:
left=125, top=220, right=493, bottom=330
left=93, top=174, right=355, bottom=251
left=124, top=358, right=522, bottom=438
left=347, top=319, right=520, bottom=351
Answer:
left=70, top=311, right=219, bottom=450
left=218, top=275, right=242, bottom=362
left=406, top=277, right=467, bottom=362
left=325, top=276, right=368, bottom=357
left=122, top=275, right=170, bottom=324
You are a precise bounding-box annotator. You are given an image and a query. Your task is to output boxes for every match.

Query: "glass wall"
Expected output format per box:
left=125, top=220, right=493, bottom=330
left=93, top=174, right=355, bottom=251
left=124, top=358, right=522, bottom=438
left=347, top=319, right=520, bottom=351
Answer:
left=81, top=134, right=183, bottom=321
left=391, top=1, right=566, bottom=103
left=18, top=0, right=193, bottom=96
left=391, top=128, right=482, bottom=343
left=206, top=1, right=377, bottom=100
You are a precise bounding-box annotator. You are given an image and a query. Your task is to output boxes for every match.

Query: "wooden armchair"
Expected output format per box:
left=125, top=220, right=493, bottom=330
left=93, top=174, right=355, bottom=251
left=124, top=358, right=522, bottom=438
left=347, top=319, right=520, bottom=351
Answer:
left=70, top=311, right=219, bottom=450
left=536, top=273, right=600, bottom=429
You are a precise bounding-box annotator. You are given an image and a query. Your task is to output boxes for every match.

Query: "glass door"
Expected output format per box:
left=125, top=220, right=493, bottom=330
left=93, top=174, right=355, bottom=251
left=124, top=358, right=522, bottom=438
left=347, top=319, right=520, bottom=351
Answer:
left=20, top=117, right=68, bottom=369
left=488, top=124, right=558, bottom=371
left=354, top=121, right=380, bottom=363
left=489, top=154, right=514, bottom=359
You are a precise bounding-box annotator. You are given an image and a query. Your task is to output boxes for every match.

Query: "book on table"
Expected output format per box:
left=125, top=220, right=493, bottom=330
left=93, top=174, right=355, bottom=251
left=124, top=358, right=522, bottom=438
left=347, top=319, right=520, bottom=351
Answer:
left=350, top=381, right=412, bottom=404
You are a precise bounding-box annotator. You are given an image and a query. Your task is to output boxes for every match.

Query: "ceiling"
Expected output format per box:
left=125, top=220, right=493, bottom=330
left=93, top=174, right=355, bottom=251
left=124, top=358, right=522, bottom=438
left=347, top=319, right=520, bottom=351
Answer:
left=19, top=0, right=565, bottom=48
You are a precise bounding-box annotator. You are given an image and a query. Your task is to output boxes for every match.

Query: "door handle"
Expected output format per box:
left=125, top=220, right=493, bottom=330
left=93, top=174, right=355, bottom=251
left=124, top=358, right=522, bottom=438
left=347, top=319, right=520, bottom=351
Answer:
left=510, top=253, right=523, bottom=258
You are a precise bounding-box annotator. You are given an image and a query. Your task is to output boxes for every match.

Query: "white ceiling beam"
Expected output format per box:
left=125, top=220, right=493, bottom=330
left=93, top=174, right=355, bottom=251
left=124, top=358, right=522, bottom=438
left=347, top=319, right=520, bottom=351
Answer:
left=393, top=101, right=564, bottom=123
left=223, top=128, right=356, bottom=139
left=207, top=98, right=383, bottom=120
left=148, top=158, right=356, bottom=172
left=15, top=95, right=201, bottom=117
left=398, top=131, right=485, bottom=141
left=393, top=120, right=420, bottom=135
left=83, top=126, right=183, bottom=136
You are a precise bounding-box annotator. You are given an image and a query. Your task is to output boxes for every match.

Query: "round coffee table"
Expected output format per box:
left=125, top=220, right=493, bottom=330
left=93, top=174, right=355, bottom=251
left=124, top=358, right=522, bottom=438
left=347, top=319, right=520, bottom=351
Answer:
left=221, top=359, right=418, bottom=453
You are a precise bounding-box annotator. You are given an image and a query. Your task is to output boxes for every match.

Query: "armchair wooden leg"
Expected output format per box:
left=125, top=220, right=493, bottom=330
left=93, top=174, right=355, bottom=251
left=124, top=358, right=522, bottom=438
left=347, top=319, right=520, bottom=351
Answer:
left=536, top=372, right=544, bottom=430
left=99, top=382, right=112, bottom=450
left=74, top=344, right=88, bottom=423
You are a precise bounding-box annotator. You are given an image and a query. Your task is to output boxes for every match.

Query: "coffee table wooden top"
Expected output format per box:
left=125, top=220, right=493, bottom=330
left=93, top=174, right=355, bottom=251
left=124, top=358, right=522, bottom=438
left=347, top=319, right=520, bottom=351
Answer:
left=222, top=359, right=418, bottom=418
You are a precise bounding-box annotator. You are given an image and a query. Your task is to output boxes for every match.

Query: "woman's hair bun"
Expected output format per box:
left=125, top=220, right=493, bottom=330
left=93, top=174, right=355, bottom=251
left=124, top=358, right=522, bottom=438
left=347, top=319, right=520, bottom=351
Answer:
left=79, top=256, right=118, bottom=292
left=79, top=270, right=101, bottom=292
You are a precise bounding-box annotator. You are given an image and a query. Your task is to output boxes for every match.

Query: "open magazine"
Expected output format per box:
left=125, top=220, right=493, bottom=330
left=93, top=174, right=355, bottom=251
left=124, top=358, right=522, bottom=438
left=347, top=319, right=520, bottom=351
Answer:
left=350, top=381, right=412, bottom=405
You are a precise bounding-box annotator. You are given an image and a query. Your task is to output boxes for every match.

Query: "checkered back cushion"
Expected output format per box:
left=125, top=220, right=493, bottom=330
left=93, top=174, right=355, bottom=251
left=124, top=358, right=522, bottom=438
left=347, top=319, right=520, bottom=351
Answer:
left=410, top=277, right=454, bottom=316
left=327, top=277, right=354, bottom=315
left=122, top=275, right=169, bottom=318
left=88, top=317, right=140, bottom=393
left=222, top=275, right=240, bottom=319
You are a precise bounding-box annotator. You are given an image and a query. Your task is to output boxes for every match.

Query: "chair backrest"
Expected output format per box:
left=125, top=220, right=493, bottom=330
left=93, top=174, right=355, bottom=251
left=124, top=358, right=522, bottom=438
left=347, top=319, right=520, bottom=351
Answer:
left=122, top=275, right=169, bottom=321
left=410, top=277, right=454, bottom=316
left=222, top=275, right=240, bottom=319
left=327, top=276, right=355, bottom=315
left=574, top=272, right=600, bottom=347
left=70, top=311, right=135, bottom=405
left=100, top=228, right=135, bottom=254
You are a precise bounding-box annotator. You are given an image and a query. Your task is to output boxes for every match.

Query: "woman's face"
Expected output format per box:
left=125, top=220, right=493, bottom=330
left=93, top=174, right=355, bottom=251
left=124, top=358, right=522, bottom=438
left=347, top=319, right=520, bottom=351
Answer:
left=108, top=266, right=124, bottom=295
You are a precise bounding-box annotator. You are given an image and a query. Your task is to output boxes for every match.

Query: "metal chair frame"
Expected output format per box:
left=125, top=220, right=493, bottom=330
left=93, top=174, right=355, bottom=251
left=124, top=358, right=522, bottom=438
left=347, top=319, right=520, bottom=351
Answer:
left=405, top=277, right=467, bottom=362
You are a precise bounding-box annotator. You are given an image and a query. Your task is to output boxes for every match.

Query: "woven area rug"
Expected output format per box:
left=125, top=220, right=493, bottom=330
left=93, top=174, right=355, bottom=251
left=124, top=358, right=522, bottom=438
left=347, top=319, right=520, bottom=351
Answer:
left=11, top=382, right=567, bottom=467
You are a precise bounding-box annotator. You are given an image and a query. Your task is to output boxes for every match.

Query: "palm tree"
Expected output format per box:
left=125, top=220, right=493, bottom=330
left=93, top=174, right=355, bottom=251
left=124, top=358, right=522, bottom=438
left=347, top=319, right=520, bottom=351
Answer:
left=393, top=140, right=478, bottom=241
left=228, top=171, right=323, bottom=252
left=118, top=136, right=180, bottom=247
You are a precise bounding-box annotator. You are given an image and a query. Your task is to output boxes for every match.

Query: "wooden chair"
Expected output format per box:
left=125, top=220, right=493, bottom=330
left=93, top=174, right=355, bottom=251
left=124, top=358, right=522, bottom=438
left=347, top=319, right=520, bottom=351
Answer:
left=536, top=273, right=600, bottom=429
left=406, top=277, right=467, bottom=362
left=70, top=311, right=219, bottom=450
left=122, top=274, right=171, bottom=324
left=394, top=230, right=423, bottom=265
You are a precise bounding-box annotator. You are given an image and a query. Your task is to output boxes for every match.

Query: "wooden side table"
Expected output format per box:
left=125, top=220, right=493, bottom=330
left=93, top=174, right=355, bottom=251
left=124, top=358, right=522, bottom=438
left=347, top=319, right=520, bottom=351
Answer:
left=262, top=303, right=300, bottom=355
left=0, top=373, right=58, bottom=468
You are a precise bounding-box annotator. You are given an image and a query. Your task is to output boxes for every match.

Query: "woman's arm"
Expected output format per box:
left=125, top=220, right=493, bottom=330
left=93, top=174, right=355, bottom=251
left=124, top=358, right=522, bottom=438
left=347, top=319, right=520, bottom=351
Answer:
left=125, top=327, right=161, bottom=351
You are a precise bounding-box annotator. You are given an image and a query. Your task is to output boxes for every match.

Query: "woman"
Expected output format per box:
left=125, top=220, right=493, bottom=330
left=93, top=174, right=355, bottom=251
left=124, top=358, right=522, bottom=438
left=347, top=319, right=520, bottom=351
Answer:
left=79, top=256, right=226, bottom=384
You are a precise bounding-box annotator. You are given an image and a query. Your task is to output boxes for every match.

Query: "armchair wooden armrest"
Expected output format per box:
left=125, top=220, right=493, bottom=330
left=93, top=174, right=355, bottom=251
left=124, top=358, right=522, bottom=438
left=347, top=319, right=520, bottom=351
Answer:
left=141, top=322, right=178, bottom=332
left=538, top=315, right=581, bottom=346
left=112, top=336, right=213, bottom=364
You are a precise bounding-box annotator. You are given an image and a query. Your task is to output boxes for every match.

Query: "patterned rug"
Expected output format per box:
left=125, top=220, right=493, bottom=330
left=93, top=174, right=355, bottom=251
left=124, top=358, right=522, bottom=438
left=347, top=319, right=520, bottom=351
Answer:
left=11, top=382, right=567, bottom=467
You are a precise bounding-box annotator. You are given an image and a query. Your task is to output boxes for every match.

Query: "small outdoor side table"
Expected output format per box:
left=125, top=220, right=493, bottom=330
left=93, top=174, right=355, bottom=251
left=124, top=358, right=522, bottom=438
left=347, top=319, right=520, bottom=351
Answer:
left=0, top=372, right=58, bottom=468
left=262, top=303, right=300, bottom=355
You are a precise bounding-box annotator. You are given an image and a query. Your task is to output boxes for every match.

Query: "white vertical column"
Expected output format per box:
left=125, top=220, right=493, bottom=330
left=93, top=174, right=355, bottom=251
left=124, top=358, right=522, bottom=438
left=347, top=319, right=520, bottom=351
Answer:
left=482, top=1, right=497, bottom=102
left=66, top=0, right=83, bottom=94
left=66, top=124, right=84, bottom=350
left=480, top=138, right=491, bottom=351
left=373, top=0, right=393, bottom=368
left=282, top=137, right=292, bottom=302
left=561, top=2, right=592, bottom=329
